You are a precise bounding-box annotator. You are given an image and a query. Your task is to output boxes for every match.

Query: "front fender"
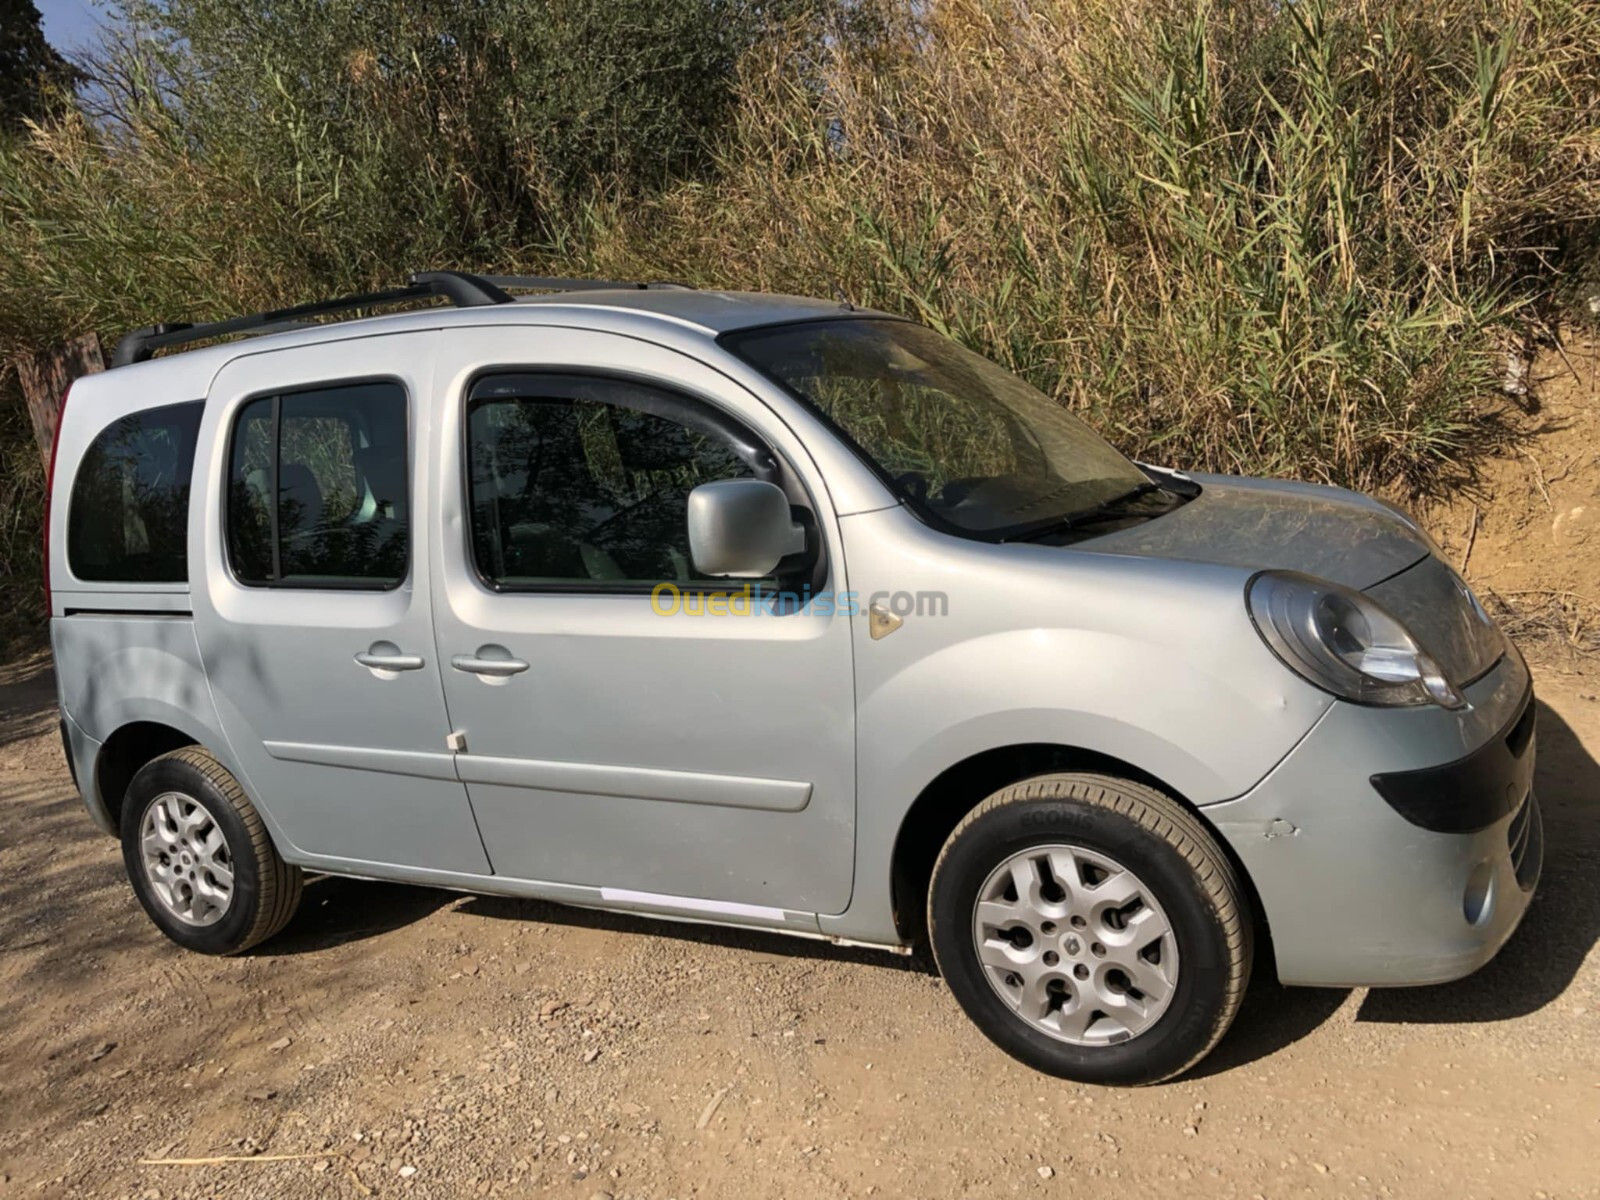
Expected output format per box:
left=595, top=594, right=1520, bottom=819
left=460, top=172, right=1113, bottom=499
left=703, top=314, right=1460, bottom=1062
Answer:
left=823, top=505, right=1333, bottom=945
left=869, top=626, right=1293, bottom=806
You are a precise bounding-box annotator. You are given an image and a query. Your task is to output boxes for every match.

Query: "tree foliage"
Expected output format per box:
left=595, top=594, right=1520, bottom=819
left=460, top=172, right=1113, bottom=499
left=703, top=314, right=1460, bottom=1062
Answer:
left=116, top=0, right=819, bottom=251
left=0, top=0, right=1597, bottom=497
left=0, top=0, right=76, bottom=132
left=3, top=0, right=1600, bottom=646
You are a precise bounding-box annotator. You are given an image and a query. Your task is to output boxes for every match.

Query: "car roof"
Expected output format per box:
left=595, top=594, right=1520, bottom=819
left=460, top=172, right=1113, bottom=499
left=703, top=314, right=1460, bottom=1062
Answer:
left=513, top=288, right=872, bottom=332
left=75, top=288, right=894, bottom=402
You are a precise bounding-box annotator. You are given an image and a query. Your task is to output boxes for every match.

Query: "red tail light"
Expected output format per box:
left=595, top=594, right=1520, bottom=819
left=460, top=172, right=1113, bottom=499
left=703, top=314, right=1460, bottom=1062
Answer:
left=42, top=385, right=69, bottom=616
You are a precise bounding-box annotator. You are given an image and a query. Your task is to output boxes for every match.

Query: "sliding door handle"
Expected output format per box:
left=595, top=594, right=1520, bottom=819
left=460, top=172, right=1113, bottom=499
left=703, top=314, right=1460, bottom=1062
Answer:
left=451, top=650, right=530, bottom=678
left=354, top=643, right=426, bottom=674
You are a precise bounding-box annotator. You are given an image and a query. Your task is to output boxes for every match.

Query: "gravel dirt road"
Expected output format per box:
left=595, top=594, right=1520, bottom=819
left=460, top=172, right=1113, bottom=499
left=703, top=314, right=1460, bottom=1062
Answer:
left=1, top=645, right=1597, bottom=1200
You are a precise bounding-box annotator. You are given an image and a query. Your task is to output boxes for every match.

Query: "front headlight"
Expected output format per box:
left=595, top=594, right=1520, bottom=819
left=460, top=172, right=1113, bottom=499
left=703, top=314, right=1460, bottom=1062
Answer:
left=1247, top=570, right=1464, bottom=709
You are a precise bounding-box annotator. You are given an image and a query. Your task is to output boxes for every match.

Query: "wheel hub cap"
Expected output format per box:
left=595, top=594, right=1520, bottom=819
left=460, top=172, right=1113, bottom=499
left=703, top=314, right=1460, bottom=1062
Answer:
left=971, top=844, right=1179, bottom=1045
left=139, top=792, right=233, bottom=927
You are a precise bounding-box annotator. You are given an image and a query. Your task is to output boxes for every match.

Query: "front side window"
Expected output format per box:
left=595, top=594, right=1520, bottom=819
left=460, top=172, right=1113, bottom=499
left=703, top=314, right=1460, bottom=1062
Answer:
left=227, top=381, right=408, bottom=588
left=466, top=374, right=766, bottom=588
left=68, top=400, right=204, bottom=583
left=725, top=318, right=1151, bottom=537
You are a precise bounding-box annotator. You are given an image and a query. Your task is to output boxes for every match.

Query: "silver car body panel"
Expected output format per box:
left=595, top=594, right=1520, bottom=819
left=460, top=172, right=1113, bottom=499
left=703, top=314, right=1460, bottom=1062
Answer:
left=1086, top=473, right=1427, bottom=589
left=451, top=754, right=813, bottom=813
left=1207, top=648, right=1536, bottom=985
left=816, top=502, right=1338, bottom=943
left=46, top=290, right=1536, bottom=986
left=428, top=326, right=857, bottom=914
left=50, top=614, right=226, bottom=834
left=189, top=332, right=492, bottom=877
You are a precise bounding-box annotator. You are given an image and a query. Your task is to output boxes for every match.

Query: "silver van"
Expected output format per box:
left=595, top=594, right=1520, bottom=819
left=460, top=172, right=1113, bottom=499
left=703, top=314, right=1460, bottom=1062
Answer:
left=45, top=273, right=1540, bottom=1084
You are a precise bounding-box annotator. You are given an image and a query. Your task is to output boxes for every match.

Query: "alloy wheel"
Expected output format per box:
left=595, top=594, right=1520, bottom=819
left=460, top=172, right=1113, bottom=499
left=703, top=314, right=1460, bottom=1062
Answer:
left=971, top=843, right=1179, bottom=1045
left=139, top=792, right=234, bottom=927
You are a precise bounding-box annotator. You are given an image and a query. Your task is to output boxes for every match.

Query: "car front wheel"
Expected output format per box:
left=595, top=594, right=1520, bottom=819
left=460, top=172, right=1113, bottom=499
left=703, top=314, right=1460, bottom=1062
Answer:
left=928, top=772, right=1251, bottom=1085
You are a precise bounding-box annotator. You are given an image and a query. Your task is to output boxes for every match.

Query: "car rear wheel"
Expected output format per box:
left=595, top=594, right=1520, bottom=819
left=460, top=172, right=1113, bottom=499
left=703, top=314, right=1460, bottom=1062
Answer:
left=928, top=772, right=1251, bottom=1085
left=120, top=747, right=302, bottom=955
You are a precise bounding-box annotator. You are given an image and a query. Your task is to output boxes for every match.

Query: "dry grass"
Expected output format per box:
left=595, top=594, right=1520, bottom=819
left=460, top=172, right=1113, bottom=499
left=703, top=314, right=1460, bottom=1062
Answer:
left=617, top=0, right=1599, bottom=493
left=2, top=0, right=1598, bottom=619
left=1482, top=588, right=1600, bottom=662
left=0, top=365, right=45, bottom=654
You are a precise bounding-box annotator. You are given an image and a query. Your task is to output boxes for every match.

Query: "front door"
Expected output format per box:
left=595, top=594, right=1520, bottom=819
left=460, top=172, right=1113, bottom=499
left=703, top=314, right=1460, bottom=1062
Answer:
left=429, top=327, right=856, bottom=916
left=193, top=333, right=490, bottom=876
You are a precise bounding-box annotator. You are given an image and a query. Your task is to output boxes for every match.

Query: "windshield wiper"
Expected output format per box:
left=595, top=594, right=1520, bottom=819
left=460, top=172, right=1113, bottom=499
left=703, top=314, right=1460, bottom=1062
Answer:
left=1003, top=482, right=1168, bottom=542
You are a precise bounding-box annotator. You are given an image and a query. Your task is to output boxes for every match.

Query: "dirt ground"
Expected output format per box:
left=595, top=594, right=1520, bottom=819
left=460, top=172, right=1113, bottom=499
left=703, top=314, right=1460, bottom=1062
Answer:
left=1422, top=333, right=1600, bottom=659
left=1, top=648, right=1597, bottom=1200
left=3, top=346, right=1598, bottom=1200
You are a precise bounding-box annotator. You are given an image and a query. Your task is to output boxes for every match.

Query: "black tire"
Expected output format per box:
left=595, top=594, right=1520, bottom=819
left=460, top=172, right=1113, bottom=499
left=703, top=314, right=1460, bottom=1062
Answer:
left=119, top=747, right=303, bottom=955
left=928, top=773, right=1250, bottom=1085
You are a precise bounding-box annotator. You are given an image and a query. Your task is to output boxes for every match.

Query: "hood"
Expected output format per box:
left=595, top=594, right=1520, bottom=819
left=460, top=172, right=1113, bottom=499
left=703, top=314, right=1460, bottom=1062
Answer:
left=1086, top=474, right=1502, bottom=684
left=1085, top=474, right=1428, bottom=589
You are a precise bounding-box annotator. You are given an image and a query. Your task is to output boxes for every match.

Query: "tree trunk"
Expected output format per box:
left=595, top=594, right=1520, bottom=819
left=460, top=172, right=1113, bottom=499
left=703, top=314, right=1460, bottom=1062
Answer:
left=16, top=334, right=106, bottom=473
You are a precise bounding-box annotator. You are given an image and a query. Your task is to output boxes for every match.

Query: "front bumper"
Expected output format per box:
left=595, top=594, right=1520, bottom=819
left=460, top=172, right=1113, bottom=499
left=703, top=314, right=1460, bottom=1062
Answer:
left=1203, top=649, right=1541, bottom=987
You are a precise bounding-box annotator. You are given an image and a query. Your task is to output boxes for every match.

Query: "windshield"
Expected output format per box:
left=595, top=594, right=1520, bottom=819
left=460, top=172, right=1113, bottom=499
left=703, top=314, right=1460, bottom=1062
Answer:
left=724, top=318, right=1150, bottom=535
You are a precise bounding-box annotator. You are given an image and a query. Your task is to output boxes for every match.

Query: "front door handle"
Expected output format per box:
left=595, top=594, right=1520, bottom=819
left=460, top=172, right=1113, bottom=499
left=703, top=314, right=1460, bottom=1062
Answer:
left=354, top=643, right=425, bottom=673
left=451, top=650, right=530, bottom=678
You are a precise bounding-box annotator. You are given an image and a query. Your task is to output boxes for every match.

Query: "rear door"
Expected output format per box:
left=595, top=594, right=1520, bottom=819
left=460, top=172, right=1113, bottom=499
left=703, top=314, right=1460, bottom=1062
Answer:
left=192, top=333, right=490, bottom=875
left=429, top=326, right=857, bottom=917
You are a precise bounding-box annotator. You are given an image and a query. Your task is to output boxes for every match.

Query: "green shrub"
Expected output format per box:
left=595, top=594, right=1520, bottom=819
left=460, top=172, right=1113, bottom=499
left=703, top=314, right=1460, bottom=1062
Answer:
left=2, top=0, right=1598, bottom=632
left=631, top=0, right=1600, bottom=491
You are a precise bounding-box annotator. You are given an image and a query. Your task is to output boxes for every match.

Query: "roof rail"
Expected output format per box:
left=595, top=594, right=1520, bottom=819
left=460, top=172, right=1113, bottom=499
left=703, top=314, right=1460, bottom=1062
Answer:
left=110, top=269, right=692, bottom=367
left=480, top=274, right=693, bottom=293
left=109, top=271, right=514, bottom=368
left=407, top=271, right=516, bottom=305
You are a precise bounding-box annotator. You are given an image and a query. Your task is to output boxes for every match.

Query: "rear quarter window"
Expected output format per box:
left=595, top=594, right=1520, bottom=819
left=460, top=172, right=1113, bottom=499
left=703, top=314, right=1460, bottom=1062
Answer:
left=67, top=400, right=204, bottom=583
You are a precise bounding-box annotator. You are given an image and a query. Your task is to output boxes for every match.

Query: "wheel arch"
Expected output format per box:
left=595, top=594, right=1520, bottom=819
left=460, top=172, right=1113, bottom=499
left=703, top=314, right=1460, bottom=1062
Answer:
left=887, top=743, right=1270, bottom=964
left=95, top=720, right=209, bottom=832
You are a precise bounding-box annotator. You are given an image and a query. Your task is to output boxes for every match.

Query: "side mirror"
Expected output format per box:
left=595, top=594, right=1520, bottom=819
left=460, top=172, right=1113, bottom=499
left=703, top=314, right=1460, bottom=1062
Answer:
left=687, top=479, right=808, bottom=578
